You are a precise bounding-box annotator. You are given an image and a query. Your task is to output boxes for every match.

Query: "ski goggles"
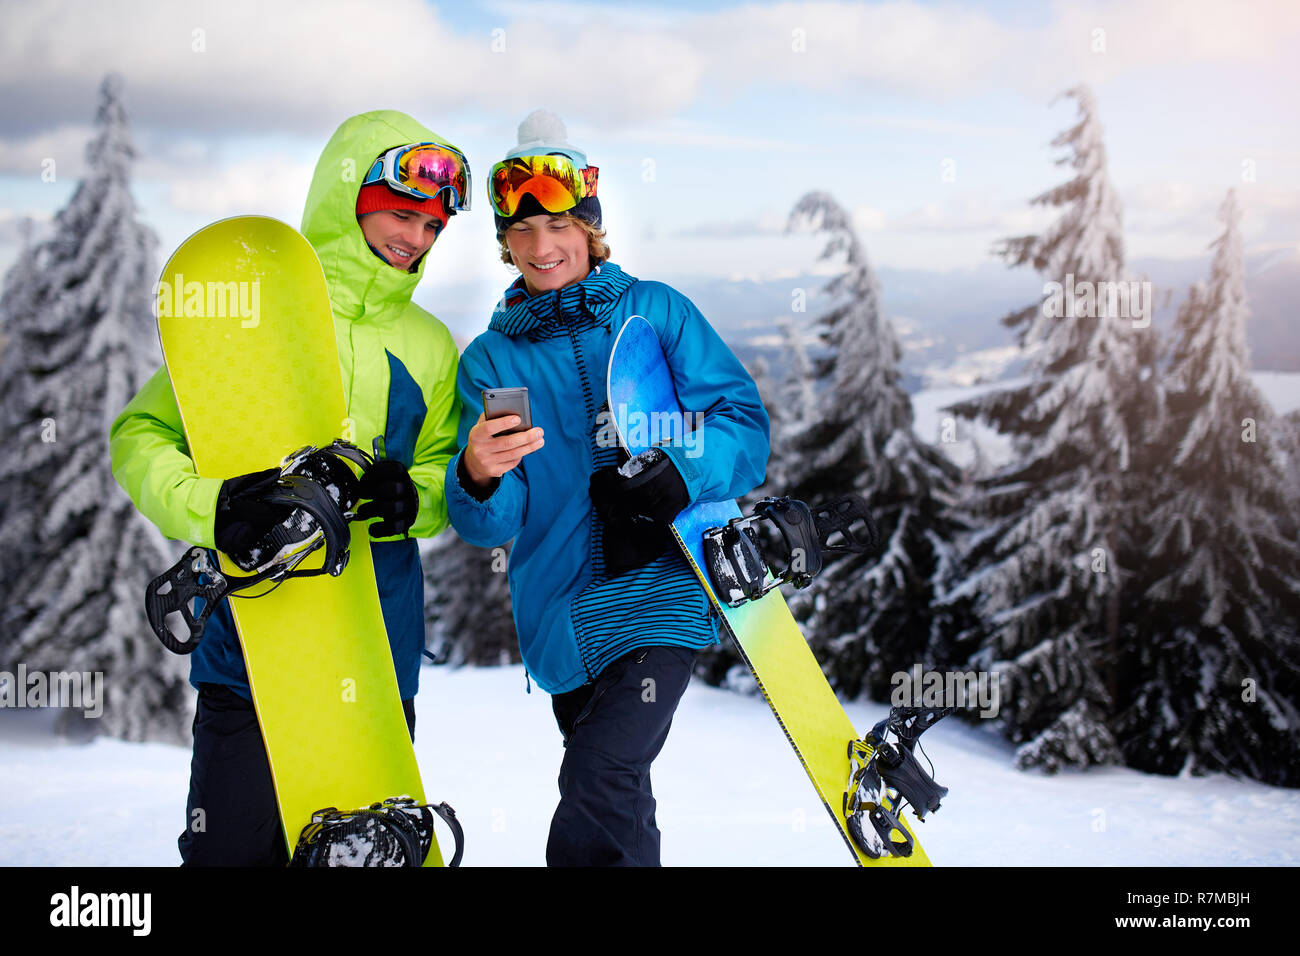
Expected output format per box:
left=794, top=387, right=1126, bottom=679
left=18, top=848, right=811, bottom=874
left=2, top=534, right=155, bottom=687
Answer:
left=363, top=142, right=472, bottom=212
left=488, top=154, right=598, bottom=218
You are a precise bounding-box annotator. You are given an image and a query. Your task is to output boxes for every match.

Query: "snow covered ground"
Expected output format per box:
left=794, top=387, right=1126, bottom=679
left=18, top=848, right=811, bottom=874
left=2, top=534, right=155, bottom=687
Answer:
left=909, top=377, right=1027, bottom=469
left=2, top=663, right=1297, bottom=867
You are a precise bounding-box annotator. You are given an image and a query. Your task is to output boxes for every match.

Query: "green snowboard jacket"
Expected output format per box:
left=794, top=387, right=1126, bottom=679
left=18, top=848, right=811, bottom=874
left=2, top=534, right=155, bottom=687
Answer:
left=109, top=111, right=461, bottom=699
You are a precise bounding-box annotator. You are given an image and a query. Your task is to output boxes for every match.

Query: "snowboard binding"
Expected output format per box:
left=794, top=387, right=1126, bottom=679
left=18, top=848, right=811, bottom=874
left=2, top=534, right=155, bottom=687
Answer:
left=222, top=439, right=374, bottom=575
left=145, top=439, right=375, bottom=654
left=843, top=706, right=955, bottom=859
left=702, top=494, right=880, bottom=607
left=290, top=795, right=464, bottom=868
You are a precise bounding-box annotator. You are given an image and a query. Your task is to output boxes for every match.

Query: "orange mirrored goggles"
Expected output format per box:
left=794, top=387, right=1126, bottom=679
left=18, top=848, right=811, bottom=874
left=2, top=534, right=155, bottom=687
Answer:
left=488, top=154, right=598, bottom=217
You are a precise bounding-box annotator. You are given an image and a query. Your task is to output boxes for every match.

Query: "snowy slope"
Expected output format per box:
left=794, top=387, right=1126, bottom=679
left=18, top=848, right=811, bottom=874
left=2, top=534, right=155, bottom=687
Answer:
left=2, top=664, right=1297, bottom=866
left=908, top=377, right=1028, bottom=469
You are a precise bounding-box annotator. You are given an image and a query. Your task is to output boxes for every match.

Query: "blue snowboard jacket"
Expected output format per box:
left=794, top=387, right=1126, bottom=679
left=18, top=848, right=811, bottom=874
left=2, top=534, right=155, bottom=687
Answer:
left=445, top=263, right=770, bottom=695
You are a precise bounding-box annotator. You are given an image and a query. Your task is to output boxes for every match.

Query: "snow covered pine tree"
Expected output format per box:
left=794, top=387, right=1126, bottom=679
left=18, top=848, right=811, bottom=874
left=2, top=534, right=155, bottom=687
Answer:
left=762, top=315, right=816, bottom=496
left=1126, top=189, right=1300, bottom=784
left=0, top=75, right=188, bottom=741
left=772, top=191, right=962, bottom=701
left=422, top=534, right=520, bottom=667
left=940, top=86, right=1151, bottom=772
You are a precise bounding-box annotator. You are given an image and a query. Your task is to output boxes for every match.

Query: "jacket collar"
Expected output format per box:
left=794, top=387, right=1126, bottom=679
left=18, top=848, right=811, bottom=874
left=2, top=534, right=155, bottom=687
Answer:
left=488, top=262, right=637, bottom=340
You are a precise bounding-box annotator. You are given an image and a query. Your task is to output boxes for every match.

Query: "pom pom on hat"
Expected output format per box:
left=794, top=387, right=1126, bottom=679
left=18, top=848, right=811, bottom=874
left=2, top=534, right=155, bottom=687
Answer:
left=518, top=109, right=567, bottom=144
left=495, top=108, right=601, bottom=231
left=507, top=109, right=587, bottom=164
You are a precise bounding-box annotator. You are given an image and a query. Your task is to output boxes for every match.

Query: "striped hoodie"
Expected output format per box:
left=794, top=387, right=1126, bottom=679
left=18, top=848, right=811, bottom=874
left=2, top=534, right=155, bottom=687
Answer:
left=445, top=262, right=770, bottom=694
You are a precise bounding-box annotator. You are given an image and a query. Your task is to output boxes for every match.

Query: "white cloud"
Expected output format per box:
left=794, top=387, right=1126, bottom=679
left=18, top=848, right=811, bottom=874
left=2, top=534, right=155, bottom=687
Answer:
left=0, top=0, right=704, bottom=135
left=5, top=0, right=1298, bottom=144
left=164, top=157, right=314, bottom=218
left=697, top=1, right=1023, bottom=99
left=853, top=205, right=888, bottom=231
left=4, top=1, right=1297, bottom=280
left=828, top=113, right=1024, bottom=138
left=1038, top=0, right=1300, bottom=91
left=856, top=194, right=1055, bottom=235
left=481, top=0, right=686, bottom=32
left=0, top=125, right=94, bottom=177
left=1121, top=180, right=1300, bottom=258
left=673, top=209, right=791, bottom=238
left=600, top=118, right=813, bottom=153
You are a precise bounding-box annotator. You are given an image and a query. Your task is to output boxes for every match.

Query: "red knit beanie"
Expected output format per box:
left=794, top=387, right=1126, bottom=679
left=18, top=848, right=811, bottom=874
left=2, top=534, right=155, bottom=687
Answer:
left=355, top=182, right=448, bottom=217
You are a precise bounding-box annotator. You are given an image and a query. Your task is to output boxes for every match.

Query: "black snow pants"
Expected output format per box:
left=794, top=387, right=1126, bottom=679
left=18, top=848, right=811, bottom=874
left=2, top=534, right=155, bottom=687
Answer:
left=178, top=682, right=416, bottom=866
left=546, top=645, right=696, bottom=867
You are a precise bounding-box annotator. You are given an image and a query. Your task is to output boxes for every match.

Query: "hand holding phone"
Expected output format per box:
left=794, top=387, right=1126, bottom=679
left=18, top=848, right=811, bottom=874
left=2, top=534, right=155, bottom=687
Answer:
left=463, top=387, right=544, bottom=487
left=482, top=387, right=532, bottom=434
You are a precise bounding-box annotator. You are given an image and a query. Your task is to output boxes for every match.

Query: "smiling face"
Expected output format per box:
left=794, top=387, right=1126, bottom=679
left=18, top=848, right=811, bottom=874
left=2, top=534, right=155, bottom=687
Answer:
left=357, top=201, right=448, bottom=270
left=503, top=214, right=592, bottom=294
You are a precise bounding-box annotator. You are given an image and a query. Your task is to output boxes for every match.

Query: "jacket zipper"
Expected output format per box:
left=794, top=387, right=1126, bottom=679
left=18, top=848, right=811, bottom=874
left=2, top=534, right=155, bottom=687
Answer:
left=566, top=321, right=605, bottom=683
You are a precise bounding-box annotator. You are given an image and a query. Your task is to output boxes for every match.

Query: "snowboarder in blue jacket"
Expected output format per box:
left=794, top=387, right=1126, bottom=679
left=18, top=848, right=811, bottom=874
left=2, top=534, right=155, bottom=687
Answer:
left=446, top=111, right=770, bottom=865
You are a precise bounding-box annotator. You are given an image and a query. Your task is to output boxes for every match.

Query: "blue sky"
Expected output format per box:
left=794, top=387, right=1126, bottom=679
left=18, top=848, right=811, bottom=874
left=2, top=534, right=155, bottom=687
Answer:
left=1, top=0, right=1296, bottom=334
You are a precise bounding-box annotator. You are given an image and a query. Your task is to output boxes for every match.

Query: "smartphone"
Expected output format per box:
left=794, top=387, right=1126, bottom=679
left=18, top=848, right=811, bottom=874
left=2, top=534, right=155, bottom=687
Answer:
left=482, top=387, right=532, bottom=435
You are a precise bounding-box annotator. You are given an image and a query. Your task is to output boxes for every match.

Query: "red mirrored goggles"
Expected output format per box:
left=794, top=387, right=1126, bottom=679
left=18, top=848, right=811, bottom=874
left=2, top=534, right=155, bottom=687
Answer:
left=363, top=142, right=472, bottom=212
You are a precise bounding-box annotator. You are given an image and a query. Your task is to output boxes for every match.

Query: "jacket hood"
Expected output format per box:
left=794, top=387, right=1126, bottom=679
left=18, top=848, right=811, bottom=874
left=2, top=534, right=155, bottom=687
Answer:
left=301, top=110, right=457, bottom=321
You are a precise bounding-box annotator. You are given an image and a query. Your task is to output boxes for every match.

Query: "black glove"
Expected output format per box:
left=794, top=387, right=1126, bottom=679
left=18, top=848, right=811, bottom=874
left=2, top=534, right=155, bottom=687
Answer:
left=589, top=449, right=690, bottom=577
left=213, top=467, right=286, bottom=558
left=357, top=459, right=419, bottom=538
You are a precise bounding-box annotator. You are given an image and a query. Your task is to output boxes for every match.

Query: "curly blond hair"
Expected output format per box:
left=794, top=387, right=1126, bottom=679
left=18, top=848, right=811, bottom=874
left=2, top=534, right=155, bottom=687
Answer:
left=498, top=213, right=610, bottom=268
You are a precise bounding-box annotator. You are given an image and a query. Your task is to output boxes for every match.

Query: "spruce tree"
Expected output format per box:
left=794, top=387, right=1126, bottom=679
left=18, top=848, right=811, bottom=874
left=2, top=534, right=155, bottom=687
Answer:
left=423, top=533, right=519, bottom=667
left=780, top=192, right=962, bottom=700
left=762, top=315, right=817, bottom=495
left=1123, top=190, right=1300, bottom=783
left=0, top=75, right=189, bottom=742
left=1282, top=410, right=1300, bottom=511
left=941, top=86, right=1146, bottom=771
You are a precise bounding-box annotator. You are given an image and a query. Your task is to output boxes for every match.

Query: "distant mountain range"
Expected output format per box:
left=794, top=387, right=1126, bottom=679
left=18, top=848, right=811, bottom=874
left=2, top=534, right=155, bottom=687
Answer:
left=432, top=246, right=1300, bottom=391
left=668, top=246, right=1300, bottom=390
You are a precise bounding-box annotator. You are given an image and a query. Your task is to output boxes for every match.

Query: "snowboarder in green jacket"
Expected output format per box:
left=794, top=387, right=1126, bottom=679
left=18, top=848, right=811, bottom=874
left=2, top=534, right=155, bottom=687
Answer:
left=110, top=111, right=467, bottom=865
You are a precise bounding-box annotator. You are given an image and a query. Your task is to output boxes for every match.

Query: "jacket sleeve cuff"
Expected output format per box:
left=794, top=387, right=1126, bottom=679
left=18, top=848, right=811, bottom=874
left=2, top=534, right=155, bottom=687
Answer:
left=455, top=451, right=500, bottom=503
left=189, top=475, right=224, bottom=548
left=660, top=443, right=703, bottom=504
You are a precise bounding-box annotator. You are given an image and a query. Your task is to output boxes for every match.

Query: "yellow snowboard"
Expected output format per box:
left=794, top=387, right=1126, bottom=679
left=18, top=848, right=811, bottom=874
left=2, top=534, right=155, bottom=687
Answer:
left=157, top=216, right=442, bottom=865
